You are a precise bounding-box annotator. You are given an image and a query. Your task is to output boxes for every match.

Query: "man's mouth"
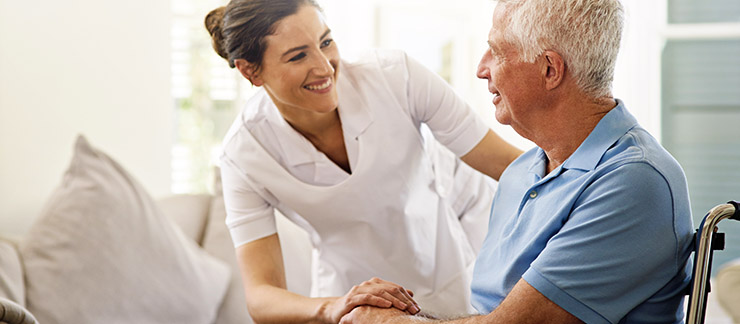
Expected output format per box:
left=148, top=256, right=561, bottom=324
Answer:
left=304, top=79, right=332, bottom=91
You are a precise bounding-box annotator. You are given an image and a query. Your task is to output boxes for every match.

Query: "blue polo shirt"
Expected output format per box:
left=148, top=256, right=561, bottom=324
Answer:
left=471, top=101, right=694, bottom=323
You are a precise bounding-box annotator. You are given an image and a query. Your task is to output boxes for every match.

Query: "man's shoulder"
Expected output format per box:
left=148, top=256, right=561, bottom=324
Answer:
left=598, top=126, right=686, bottom=183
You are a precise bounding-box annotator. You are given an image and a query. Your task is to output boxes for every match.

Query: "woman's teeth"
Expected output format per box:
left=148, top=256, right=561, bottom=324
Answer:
left=304, top=79, right=332, bottom=91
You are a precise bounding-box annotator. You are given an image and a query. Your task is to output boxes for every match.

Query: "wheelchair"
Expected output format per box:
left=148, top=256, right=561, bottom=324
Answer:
left=686, top=200, right=740, bottom=324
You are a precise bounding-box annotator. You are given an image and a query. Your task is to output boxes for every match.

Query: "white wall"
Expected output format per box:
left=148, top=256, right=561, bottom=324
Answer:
left=0, top=0, right=173, bottom=237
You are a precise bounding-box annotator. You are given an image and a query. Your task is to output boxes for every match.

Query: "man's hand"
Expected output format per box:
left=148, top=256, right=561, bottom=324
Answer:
left=339, top=306, right=412, bottom=324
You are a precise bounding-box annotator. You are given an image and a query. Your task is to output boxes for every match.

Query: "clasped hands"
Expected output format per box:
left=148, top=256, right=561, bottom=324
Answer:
left=326, top=277, right=423, bottom=324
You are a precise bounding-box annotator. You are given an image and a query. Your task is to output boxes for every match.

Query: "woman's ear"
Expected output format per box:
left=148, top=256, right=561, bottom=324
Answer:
left=234, top=59, right=263, bottom=86
left=542, top=50, right=565, bottom=91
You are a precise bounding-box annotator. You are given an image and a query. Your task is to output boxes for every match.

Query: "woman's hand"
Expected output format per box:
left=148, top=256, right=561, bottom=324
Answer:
left=322, top=277, right=420, bottom=323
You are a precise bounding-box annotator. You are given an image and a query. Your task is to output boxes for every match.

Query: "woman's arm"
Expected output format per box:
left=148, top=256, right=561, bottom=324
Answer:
left=461, top=130, right=523, bottom=181
left=398, top=52, right=522, bottom=180
left=237, top=234, right=420, bottom=324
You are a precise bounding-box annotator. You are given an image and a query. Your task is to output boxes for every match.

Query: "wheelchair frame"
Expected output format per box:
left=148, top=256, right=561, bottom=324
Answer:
left=686, top=201, right=740, bottom=324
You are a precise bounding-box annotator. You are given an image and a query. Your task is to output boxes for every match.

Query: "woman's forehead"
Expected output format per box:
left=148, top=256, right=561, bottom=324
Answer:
left=267, top=5, right=329, bottom=46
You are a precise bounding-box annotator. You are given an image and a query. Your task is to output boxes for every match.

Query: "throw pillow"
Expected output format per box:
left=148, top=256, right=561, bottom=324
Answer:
left=18, top=135, right=230, bottom=324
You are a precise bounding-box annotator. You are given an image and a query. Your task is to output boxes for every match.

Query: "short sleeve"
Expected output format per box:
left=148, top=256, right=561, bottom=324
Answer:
left=523, top=162, right=684, bottom=324
left=404, top=54, right=488, bottom=156
left=220, top=155, right=277, bottom=248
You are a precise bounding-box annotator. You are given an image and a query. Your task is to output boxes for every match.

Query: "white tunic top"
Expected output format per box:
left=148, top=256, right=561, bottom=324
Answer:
left=220, top=50, right=491, bottom=315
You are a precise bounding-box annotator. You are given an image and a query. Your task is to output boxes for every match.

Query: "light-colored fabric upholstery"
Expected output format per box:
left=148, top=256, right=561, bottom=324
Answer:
left=201, top=167, right=313, bottom=324
left=0, top=297, right=37, bottom=324
left=158, top=194, right=212, bottom=244
left=201, top=188, right=252, bottom=324
left=18, top=135, right=231, bottom=324
left=0, top=239, right=24, bottom=306
left=716, top=260, right=740, bottom=323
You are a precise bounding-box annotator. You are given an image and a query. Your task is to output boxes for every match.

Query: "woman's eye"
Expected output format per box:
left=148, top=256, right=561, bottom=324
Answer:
left=321, top=39, right=333, bottom=48
left=288, top=53, right=306, bottom=62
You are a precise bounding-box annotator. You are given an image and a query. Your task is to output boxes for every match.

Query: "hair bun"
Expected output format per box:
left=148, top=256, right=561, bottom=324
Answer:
left=205, top=6, right=232, bottom=66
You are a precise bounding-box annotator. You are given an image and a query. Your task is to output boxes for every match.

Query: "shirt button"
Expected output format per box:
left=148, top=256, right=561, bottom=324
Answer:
left=529, top=191, right=538, bottom=199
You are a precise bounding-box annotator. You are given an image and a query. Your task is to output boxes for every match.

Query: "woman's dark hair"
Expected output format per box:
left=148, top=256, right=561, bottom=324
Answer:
left=205, top=0, right=321, bottom=72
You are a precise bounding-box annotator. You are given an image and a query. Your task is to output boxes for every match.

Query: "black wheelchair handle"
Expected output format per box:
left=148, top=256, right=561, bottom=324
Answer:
left=728, top=201, right=740, bottom=220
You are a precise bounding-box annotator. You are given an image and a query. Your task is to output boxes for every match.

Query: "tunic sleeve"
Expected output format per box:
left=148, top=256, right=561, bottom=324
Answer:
left=403, top=53, right=488, bottom=156
left=220, top=155, right=278, bottom=248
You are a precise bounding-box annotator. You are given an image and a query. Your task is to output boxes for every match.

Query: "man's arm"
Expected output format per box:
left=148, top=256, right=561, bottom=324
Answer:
left=340, top=279, right=582, bottom=324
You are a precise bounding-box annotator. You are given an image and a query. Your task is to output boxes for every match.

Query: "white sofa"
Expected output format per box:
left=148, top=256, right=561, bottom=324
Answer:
left=1, top=135, right=737, bottom=324
left=0, top=136, right=312, bottom=324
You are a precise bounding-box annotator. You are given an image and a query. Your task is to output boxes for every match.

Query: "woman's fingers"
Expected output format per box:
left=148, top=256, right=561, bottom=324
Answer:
left=357, top=278, right=420, bottom=314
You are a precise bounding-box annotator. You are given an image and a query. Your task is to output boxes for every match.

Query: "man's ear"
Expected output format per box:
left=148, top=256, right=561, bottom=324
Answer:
left=234, top=59, right=264, bottom=86
left=542, top=50, right=565, bottom=91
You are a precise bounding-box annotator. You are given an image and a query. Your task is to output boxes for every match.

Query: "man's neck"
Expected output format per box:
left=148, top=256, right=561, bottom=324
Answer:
left=534, top=96, right=617, bottom=174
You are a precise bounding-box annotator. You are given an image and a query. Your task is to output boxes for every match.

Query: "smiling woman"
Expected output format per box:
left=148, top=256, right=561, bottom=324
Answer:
left=201, top=0, right=522, bottom=323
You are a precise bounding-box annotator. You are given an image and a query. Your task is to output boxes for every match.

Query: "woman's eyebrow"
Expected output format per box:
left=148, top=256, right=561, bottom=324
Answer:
left=281, top=28, right=332, bottom=58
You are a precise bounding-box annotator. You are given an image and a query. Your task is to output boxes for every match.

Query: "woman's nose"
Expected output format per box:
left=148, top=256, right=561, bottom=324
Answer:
left=312, top=52, right=335, bottom=76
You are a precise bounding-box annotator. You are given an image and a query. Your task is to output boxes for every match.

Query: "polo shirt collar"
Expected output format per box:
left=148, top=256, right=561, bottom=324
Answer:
left=562, top=99, right=637, bottom=171
left=264, top=61, right=374, bottom=167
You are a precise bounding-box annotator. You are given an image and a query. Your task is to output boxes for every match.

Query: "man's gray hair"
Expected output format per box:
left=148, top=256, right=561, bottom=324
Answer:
left=497, top=0, right=624, bottom=98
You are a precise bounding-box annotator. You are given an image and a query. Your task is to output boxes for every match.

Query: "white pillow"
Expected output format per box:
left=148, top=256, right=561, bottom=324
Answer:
left=18, top=135, right=230, bottom=324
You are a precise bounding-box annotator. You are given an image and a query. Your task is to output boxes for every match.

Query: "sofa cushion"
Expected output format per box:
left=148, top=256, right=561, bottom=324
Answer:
left=201, top=189, right=252, bottom=324
left=202, top=167, right=313, bottom=324
left=18, top=135, right=230, bottom=324
left=158, top=194, right=212, bottom=245
left=0, top=239, right=24, bottom=306
left=716, top=259, right=740, bottom=323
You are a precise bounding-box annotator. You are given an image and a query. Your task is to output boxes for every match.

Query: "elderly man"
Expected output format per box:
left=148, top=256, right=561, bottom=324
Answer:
left=340, top=0, right=694, bottom=323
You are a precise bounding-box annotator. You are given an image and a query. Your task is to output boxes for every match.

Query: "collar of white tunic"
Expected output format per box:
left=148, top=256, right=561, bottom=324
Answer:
left=243, top=63, right=373, bottom=186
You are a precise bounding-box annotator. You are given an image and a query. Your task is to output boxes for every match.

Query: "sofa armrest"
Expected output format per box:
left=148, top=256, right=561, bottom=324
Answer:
left=0, top=297, right=37, bottom=324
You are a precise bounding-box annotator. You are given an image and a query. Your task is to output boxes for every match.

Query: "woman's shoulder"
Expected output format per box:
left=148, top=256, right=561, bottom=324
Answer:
left=341, top=49, right=411, bottom=75
left=221, top=89, right=274, bottom=152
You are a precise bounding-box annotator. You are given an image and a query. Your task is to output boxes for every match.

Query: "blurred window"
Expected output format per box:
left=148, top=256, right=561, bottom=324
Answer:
left=668, top=0, right=740, bottom=24
left=662, top=6, right=740, bottom=274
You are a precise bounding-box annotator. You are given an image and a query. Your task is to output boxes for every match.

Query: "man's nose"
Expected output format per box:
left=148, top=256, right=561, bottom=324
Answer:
left=476, top=50, right=491, bottom=80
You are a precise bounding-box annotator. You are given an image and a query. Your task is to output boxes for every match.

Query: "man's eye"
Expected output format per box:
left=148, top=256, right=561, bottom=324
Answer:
left=289, top=53, right=306, bottom=62
left=321, top=39, right=333, bottom=48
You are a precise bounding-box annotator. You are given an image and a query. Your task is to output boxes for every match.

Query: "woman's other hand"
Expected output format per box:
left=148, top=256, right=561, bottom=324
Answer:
left=323, top=277, right=420, bottom=323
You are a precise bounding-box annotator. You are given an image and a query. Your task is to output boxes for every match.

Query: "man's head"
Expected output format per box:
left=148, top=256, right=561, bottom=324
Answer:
left=477, top=0, right=623, bottom=133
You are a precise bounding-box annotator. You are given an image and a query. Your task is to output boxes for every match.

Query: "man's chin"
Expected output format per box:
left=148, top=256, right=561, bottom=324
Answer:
left=494, top=111, right=510, bottom=126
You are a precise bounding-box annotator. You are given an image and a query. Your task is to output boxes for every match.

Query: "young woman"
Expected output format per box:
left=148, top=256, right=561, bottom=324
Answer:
left=205, top=0, right=521, bottom=323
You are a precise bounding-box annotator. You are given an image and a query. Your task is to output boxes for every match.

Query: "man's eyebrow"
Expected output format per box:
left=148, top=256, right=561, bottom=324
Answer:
left=281, top=28, right=332, bottom=58
left=487, top=40, right=497, bottom=50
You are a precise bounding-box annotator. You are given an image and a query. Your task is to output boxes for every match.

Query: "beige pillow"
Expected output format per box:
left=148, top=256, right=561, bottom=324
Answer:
left=18, top=135, right=230, bottom=324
